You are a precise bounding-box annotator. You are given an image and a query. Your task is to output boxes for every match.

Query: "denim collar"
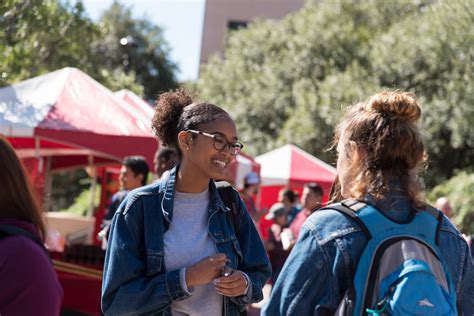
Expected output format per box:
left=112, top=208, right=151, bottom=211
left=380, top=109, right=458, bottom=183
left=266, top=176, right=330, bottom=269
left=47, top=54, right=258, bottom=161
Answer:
left=158, top=165, right=228, bottom=224
left=363, top=180, right=418, bottom=222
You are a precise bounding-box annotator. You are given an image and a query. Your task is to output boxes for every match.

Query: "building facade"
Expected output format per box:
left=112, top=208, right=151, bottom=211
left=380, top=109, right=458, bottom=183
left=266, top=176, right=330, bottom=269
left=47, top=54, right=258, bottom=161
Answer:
left=200, top=0, right=305, bottom=66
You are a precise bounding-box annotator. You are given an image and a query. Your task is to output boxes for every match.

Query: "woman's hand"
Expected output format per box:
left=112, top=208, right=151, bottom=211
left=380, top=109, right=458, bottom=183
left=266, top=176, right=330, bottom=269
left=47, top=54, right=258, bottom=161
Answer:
left=185, top=254, right=228, bottom=288
left=213, top=269, right=249, bottom=297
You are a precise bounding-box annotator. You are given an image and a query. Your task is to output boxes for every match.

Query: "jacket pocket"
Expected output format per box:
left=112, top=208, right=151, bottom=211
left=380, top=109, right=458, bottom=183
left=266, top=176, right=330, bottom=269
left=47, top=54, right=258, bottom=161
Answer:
left=232, top=238, right=243, bottom=264
left=145, top=250, right=163, bottom=276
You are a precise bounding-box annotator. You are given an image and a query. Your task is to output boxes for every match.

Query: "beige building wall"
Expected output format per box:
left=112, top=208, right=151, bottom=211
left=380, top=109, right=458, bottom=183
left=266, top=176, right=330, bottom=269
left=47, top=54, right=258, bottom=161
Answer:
left=200, top=0, right=305, bottom=65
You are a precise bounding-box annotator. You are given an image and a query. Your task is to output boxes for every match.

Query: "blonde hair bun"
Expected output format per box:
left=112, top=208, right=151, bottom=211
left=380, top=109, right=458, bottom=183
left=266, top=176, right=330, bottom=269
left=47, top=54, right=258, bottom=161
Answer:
left=365, top=92, right=421, bottom=123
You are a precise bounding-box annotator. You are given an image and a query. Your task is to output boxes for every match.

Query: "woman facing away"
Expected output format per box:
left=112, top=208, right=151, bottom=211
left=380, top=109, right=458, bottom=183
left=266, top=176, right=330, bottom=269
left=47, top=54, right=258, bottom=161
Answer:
left=0, top=135, right=63, bottom=315
left=101, top=89, right=271, bottom=315
left=262, top=92, right=473, bottom=315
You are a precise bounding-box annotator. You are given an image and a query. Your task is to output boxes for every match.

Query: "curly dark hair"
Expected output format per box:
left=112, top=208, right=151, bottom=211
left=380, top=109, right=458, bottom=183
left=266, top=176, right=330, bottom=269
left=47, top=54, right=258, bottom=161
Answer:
left=152, top=89, right=230, bottom=157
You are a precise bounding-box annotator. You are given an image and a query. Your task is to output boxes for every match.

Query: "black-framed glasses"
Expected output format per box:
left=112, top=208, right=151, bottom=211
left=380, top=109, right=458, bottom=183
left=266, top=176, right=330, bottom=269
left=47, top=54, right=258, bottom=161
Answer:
left=187, top=129, right=244, bottom=156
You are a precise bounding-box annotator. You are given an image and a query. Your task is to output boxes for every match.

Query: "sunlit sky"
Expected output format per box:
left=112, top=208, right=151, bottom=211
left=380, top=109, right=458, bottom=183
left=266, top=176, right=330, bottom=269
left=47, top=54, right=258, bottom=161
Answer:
left=80, top=0, right=206, bottom=81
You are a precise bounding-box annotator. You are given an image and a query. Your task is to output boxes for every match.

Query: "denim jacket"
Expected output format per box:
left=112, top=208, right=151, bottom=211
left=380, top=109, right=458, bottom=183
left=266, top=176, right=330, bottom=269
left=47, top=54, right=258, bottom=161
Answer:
left=102, top=167, right=271, bottom=315
left=262, top=192, right=474, bottom=315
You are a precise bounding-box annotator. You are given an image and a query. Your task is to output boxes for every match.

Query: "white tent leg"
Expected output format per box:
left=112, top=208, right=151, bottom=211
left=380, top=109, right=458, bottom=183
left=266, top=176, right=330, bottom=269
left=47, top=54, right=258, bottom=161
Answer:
left=87, top=155, right=96, bottom=218
left=35, top=137, right=44, bottom=172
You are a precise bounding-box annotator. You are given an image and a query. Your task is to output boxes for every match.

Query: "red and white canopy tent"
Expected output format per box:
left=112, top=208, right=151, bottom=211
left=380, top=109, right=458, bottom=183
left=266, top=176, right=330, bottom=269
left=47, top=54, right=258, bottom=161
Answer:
left=255, top=144, right=337, bottom=210
left=0, top=68, right=163, bottom=314
left=225, top=152, right=261, bottom=190
left=0, top=68, right=158, bottom=207
left=0, top=68, right=157, bottom=167
left=115, top=89, right=155, bottom=124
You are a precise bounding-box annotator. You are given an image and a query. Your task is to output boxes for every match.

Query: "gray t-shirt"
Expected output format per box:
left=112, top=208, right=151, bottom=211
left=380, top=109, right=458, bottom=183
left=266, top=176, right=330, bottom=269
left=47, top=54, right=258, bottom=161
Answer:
left=164, top=189, right=223, bottom=316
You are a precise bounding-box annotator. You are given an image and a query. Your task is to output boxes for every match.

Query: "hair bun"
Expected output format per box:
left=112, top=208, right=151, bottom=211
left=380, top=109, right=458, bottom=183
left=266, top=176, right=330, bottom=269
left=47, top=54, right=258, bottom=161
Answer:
left=366, top=92, right=421, bottom=123
left=152, top=89, right=194, bottom=147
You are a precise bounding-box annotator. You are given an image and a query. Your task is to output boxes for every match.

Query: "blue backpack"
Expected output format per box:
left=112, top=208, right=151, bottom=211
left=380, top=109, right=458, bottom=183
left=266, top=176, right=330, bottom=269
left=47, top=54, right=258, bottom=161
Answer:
left=328, top=199, right=458, bottom=316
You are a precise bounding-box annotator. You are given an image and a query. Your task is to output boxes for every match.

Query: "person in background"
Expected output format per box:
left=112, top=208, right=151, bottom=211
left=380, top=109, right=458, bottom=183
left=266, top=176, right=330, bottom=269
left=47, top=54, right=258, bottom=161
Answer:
left=264, top=203, right=291, bottom=285
left=99, top=156, right=149, bottom=247
left=240, top=171, right=264, bottom=222
left=263, top=91, right=473, bottom=315
left=436, top=197, right=473, bottom=253
left=102, top=89, right=271, bottom=315
left=0, top=135, right=63, bottom=315
left=154, top=146, right=178, bottom=180
left=435, top=196, right=453, bottom=218
left=278, top=188, right=301, bottom=224
left=288, top=182, right=323, bottom=242
left=103, top=155, right=149, bottom=222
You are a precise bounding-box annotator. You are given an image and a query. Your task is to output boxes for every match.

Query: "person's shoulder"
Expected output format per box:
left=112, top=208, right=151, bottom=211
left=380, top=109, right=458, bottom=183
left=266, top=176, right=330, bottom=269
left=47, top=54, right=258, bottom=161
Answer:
left=438, top=213, right=466, bottom=239
left=306, top=203, right=357, bottom=225
left=118, top=182, right=162, bottom=215
left=110, top=190, right=129, bottom=207
left=132, top=181, right=162, bottom=196
left=0, top=235, right=63, bottom=314
left=303, top=203, right=363, bottom=243
left=0, top=235, right=51, bottom=276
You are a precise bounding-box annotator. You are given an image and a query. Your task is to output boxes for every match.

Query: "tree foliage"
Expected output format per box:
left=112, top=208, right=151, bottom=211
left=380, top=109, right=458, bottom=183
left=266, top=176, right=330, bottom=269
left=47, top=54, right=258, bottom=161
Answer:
left=0, top=0, right=177, bottom=100
left=197, top=0, right=473, bottom=188
left=96, top=2, right=178, bottom=100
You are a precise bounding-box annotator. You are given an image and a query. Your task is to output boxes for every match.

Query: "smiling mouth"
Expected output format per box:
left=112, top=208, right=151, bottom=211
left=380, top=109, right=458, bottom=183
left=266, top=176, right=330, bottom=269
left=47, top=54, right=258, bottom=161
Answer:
left=213, top=159, right=227, bottom=168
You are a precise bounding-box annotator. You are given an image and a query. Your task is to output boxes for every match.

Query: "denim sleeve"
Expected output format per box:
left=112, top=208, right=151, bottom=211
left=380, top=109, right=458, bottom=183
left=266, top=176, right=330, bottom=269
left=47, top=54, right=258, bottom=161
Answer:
left=458, top=241, right=474, bottom=315
left=262, top=222, right=339, bottom=316
left=230, top=192, right=272, bottom=308
left=101, top=198, right=190, bottom=315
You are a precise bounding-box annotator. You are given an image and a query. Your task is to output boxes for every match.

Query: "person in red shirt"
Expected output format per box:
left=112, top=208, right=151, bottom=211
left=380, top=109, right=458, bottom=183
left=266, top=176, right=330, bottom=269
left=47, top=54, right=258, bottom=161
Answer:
left=288, top=182, right=323, bottom=242
left=240, top=172, right=264, bottom=222
left=264, top=203, right=291, bottom=284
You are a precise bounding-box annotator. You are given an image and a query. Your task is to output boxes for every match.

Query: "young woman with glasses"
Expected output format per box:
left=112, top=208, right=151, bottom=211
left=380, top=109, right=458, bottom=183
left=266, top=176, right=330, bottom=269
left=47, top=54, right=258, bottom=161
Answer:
left=102, top=89, right=271, bottom=315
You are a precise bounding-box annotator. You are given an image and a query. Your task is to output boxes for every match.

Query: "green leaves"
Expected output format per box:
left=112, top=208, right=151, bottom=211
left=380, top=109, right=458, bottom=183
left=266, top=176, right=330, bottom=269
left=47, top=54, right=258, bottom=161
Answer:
left=1, top=0, right=98, bottom=85
left=96, top=2, right=178, bottom=100
left=197, top=0, right=473, bottom=188
left=0, top=0, right=177, bottom=100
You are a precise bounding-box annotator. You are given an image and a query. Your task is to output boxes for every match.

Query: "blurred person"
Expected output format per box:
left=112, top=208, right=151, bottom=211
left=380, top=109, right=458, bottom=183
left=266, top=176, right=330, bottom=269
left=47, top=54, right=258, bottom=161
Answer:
left=435, top=196, right=453, bottom=218
left=102, top=89, right=271, bottom=315
left=264, top=203, right=291, bottom=285
left=154, top=146, right=179, bottom=180
left=103, top=155, right=149, bottom=222
left=99, top=156, right=149, bottom=247
left=436, top=197, right=474, bottom=252
left=0, top=135, right=63, bottom=315
left=278, top=188, right=301, bottom=224
left=288, top=182, right=323, bottom=242
left=240, top=171, right=264, bottom=222
left=263, top=92, right=473, bottom=315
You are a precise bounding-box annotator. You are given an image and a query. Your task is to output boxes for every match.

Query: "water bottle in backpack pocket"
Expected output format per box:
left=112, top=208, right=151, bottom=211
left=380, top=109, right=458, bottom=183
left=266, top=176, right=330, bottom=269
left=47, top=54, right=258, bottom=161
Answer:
left=331, top=200, right=458, bottom=316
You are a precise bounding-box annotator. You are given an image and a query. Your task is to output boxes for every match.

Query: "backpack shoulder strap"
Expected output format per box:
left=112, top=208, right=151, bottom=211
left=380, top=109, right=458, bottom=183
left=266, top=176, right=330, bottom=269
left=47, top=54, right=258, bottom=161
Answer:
left=424, top=204, right=443, bottom=245
left=0, top=224, right=49, bottom=258
left=215, top=181, right=241, bottom=236
left=320, top=198, right=372, bottom=240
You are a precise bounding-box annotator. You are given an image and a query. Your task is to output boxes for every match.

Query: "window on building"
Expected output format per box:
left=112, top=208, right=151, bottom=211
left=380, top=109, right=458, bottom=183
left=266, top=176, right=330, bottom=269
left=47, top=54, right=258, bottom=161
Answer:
left=228, top=20, right=248, bottom=30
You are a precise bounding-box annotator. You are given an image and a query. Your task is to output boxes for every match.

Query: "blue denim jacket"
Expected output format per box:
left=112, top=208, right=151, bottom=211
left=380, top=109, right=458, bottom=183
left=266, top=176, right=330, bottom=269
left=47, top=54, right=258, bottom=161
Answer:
left=102, top=167, right=271, bottom=315
left=262, top=193, right=474, bottom=315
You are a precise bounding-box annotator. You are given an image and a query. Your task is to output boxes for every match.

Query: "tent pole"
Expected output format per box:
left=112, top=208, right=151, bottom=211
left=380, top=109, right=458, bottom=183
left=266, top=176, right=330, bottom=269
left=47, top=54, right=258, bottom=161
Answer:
left=43, top=156, right=53, bottom=212
left=35, top=137, right=44, bottom=172
left=88, top=155, right=97, bottom=218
